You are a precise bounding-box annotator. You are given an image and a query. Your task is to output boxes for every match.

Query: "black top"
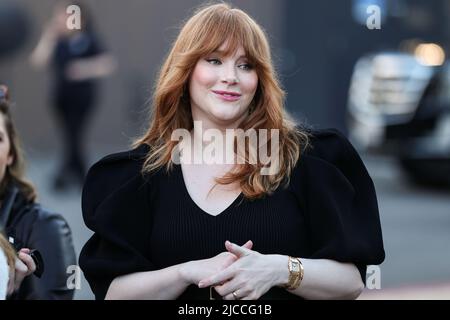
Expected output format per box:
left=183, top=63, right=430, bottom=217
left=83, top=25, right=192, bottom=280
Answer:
left=79, top=129, right=385, bottom=300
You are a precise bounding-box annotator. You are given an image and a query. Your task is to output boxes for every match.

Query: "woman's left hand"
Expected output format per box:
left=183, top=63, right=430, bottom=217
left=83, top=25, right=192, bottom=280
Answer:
left=198, top=241, right=288, bottom=300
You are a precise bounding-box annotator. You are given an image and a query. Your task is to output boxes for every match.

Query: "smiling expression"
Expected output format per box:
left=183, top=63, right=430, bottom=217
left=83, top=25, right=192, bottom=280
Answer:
left=189, top=42, right=259, bottom=128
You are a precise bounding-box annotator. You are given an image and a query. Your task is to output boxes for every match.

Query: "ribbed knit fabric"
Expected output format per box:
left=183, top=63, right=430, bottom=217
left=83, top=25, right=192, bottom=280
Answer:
left=151, top=164, right=307, bottom=299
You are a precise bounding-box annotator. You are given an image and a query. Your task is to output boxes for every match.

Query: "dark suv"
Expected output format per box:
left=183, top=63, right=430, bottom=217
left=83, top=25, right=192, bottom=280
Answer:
left=347, top=51, right=450, bottom=186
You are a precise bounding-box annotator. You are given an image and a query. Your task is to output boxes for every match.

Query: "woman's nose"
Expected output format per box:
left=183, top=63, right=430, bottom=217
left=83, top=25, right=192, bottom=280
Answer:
left=222, top=77, right=239, bottom=85
left=221, top=66, right=239, bottom=84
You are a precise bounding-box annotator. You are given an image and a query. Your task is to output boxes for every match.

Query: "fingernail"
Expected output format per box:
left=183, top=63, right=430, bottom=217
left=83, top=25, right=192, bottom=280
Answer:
left=198, top=282, right=205, bottom=288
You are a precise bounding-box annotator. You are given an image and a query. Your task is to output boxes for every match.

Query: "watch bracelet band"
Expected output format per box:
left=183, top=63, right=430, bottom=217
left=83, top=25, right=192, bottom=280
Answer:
left=284, top=256, right=304, bottom=290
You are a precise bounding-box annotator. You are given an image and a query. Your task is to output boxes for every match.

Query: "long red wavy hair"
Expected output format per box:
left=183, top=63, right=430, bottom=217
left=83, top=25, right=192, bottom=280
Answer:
left=134, top=2, right=309, bottom=199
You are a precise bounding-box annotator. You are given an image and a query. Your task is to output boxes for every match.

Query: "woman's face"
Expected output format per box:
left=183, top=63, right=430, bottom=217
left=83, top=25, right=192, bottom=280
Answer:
left=189, top=43, right=259, bottom=128
left=0, top=114, right=13, bottom=183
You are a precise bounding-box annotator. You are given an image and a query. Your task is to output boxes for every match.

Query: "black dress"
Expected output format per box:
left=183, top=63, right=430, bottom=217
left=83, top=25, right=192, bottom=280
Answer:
left=79, top=129, right=385, bottom=300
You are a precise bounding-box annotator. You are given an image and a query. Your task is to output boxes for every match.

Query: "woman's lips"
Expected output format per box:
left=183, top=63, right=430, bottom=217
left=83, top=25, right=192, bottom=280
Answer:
left=212, top=90, right=241, bottom=102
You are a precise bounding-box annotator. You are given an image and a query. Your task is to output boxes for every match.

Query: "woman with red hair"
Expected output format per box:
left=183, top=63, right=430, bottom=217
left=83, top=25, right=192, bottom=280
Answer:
left=80, top=3, right=385, bottom=300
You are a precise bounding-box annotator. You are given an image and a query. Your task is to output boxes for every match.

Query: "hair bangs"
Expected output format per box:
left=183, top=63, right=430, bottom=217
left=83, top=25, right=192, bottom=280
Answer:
left=176, top=5, right=268, bottom=75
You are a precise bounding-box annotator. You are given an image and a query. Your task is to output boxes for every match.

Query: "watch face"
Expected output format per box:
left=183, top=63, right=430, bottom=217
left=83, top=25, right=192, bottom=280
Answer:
left=290, top=260, right=300, bottom=272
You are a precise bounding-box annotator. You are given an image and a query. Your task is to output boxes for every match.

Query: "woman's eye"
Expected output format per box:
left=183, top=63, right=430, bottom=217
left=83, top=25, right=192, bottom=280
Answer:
left=206, top=59, right=221, bottom=65
left=206, top=58, right=253, bottom=71
left=239, top=64, right=253, bottom=71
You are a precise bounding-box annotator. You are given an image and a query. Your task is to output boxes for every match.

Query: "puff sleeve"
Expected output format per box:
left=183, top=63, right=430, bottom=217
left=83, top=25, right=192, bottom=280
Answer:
left=293, top=129, right=385, bottom=281
left=79, top=144, right=156, bottom=300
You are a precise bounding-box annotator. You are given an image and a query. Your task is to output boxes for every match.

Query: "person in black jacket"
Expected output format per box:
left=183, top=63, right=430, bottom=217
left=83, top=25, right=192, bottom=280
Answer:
left=0, top=85, right=76, bottom=299
left=80, top=3, right=385, bottom=300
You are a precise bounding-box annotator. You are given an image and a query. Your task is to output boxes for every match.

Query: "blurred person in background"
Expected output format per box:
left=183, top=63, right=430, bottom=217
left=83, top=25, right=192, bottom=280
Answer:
left=30, top=1, right=115, bottom=191
left=80, top=3, right=384, bottom=300
left=0, top=85, right=76, bottom=299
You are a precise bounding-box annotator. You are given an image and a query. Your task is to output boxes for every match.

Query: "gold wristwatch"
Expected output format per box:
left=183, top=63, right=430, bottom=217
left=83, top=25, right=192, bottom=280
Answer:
left=284, top=256, right=304, bottom=290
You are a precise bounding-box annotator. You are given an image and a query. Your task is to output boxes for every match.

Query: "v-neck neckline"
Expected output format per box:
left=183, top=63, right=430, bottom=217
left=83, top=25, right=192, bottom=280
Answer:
left=176, top=164, right=243, bottom=218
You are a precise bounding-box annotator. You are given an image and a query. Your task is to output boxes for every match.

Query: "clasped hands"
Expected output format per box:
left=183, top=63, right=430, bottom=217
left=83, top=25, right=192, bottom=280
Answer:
left=180, top=240, right=286, bottom=300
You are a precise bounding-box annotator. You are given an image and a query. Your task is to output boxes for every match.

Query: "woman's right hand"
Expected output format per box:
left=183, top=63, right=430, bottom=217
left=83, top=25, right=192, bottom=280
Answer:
left=7, top=249, right=36, bottom=296
left=179, top=240, right=253, bottom=285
